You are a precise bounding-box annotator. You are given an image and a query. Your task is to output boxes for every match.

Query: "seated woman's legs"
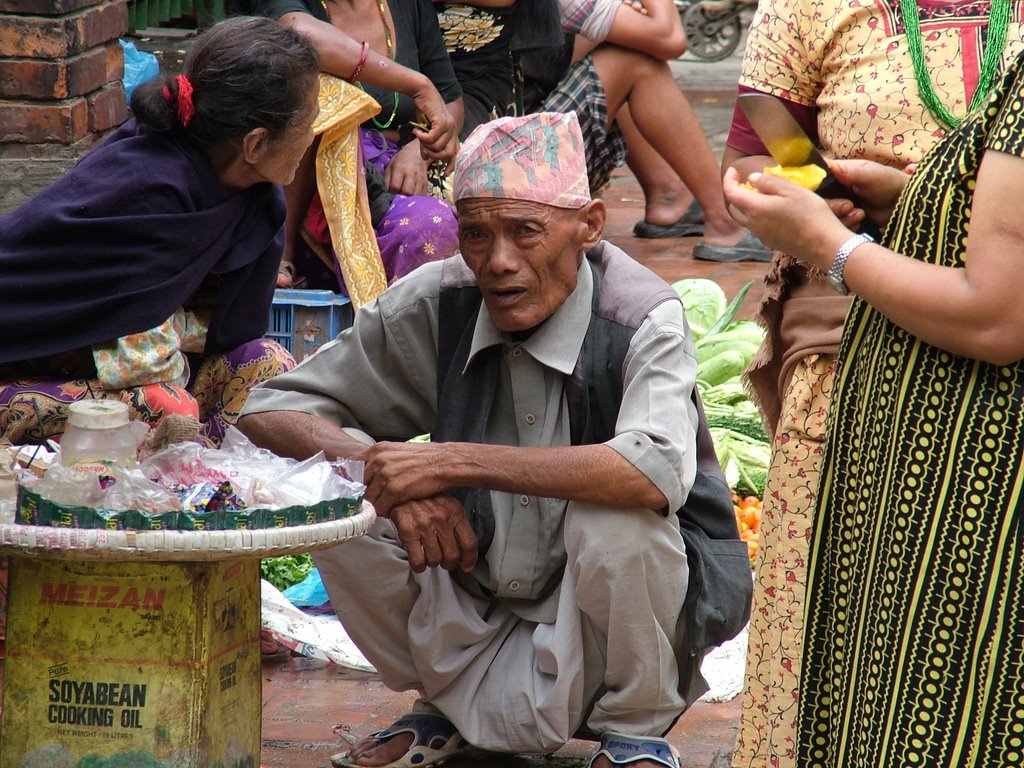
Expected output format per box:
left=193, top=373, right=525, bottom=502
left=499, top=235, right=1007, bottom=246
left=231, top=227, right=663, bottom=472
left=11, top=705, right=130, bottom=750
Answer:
left=188, top=338, right=295, bottom=447
left=591, top=46, right=744, bottom=247
left=283, top=127, right=458, bottom=294
left=375, top=193, right=458, bottom=283
left=618, top=105, right=698, bottom=229
left=278, top=137, right=320, bottom=289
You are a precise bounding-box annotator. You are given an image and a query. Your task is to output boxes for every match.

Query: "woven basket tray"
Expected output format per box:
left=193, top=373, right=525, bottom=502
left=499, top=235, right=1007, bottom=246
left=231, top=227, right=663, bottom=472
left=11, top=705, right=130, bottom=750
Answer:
left=0, top=501, right=375, bottom=562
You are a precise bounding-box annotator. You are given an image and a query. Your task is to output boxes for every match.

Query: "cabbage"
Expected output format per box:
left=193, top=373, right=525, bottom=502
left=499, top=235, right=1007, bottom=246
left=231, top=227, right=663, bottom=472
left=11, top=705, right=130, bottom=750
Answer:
left=709, top=427, right=771, bottom=497
left=672, top=278, right=727, bottom=340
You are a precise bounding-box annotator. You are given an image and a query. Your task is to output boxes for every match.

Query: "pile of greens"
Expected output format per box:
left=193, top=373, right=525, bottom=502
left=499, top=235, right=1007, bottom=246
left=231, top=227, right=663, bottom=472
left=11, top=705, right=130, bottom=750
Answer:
left=674, top=278, right=771, bottom=497
left=261, top=553, right=314, bottom=592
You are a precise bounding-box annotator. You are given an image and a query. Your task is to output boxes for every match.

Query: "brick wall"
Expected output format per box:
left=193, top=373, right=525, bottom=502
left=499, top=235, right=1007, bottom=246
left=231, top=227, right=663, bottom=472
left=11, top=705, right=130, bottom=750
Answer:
left=0, top=0, right=129, bottom=215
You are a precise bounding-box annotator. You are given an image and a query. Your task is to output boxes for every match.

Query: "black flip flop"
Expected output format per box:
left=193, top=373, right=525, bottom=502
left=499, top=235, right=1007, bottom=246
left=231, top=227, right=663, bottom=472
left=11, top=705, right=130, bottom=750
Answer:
left=692, top=231, right=773, bottom=263
left=633, top=201, right=704, bottom=238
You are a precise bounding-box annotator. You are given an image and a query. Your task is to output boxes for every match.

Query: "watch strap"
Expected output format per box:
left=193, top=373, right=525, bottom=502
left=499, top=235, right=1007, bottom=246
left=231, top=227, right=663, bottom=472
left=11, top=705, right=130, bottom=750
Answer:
left=827, top=233, right=874, bottom=294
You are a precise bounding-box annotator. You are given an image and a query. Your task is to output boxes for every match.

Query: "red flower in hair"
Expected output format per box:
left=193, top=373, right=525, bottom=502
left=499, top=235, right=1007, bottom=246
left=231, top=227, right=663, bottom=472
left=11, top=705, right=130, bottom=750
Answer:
left=161, top=74, right=196, bottom=127
left=174, top=74, right=195, bottom=126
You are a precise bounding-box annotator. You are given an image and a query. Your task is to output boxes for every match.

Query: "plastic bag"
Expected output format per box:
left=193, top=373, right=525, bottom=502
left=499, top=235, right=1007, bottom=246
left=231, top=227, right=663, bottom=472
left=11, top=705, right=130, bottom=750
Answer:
left=141, top=426, right=365, bottom=508
left=282, top=567, right=330, bottom=608
left=261, top=579, right=373, bottom=671
left=120, top=38, right=159, bottom=101
left=23, top=463, right=181, bottom=513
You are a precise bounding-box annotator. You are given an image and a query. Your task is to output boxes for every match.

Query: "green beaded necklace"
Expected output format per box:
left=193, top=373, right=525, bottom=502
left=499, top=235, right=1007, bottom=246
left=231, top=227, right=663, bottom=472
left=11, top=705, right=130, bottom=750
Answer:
left=901, top=0, right=1011, bottom=128
left=320, top=0, right=400, bottom=129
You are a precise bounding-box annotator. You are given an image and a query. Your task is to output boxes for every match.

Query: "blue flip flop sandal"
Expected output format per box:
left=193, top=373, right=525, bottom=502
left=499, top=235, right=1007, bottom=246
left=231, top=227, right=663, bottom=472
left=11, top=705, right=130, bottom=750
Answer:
left=330, top=712, right=470, bottom=768
left=586, top=731, right=682, bottom=768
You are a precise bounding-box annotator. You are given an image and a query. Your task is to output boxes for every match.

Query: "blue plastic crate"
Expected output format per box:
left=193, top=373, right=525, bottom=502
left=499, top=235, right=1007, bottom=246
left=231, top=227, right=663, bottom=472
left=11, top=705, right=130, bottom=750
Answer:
left=268, top=289, right=353, bottom=363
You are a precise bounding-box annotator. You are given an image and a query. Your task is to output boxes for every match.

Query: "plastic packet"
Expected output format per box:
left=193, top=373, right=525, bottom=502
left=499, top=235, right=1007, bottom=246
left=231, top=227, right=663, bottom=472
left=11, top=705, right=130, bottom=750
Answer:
left=141, top=433, right=292, bottom=505
left=257, top=452, right=361, bottom=508
left=0, top=497, right=16, bottom=524
left=142, top=427, right=365, bottom=509
left=23, top=462, right=180, bottom=515
left=28, top=463, right=105, bottom=507
left=331, top=457, right=364, bottom=485
left=119, top=39, right=159, bottom=101
left=102, top=466, right=182, bottom=514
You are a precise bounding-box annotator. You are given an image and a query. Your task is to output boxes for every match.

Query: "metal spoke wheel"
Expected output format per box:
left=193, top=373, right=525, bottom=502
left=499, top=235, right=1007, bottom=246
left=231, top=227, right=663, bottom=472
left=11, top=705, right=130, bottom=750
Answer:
left=682, top=3, right=743, bottom=62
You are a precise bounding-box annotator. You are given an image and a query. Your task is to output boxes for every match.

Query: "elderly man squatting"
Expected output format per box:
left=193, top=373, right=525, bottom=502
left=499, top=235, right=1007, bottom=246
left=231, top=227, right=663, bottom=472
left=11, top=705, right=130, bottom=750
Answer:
left=238, top=111, right=748, bottom=768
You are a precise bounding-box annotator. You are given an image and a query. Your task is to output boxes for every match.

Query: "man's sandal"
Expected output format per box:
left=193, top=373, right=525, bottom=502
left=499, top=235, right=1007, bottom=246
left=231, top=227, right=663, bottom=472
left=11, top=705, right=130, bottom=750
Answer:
left=586, top=731, right=682, bottom=768
left=330, top=713, right=470, bottom=768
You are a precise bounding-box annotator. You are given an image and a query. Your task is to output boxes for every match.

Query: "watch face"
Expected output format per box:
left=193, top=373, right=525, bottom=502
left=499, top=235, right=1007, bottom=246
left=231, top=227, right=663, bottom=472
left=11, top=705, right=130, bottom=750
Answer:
left=826, top=273, right=849, bottom=295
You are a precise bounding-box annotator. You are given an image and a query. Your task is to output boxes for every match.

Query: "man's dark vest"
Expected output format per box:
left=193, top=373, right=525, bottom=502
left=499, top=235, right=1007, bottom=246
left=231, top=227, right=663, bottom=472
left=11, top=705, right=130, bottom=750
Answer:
left=432, top=243, right=752, bottom=653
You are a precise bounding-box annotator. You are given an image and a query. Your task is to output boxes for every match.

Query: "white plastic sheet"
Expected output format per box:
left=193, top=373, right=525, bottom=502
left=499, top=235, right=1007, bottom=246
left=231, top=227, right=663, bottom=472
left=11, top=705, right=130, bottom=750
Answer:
left=260, top=579, right=374, bottom=671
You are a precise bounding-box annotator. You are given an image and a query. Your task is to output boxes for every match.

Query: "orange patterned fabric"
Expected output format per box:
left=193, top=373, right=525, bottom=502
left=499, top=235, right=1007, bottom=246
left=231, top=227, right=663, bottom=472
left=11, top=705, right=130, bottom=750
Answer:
left=734, top=3, right=1024, bottom=768
left=734, top=355, right=834, bottom=768
left=740, top=0, right=1024, bottom=167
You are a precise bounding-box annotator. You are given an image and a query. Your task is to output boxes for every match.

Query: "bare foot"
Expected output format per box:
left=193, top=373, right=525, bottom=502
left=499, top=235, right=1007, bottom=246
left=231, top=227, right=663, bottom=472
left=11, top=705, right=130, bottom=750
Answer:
left=260, top=630, right=281, bottom=655
left=641, top=187, right=697, bottom=227
left=277, top=260, right=297, bottom=289
left=699, top=214, right=748, bottom=247
left=342, top=731, right=414, bottom=767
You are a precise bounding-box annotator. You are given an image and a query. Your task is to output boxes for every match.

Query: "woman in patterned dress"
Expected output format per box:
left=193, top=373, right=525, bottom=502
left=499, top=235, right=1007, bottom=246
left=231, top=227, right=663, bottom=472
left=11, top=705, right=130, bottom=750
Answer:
left=0, top=17, right=319, bottom=447
left=721, top=2, right=1024, bottom=765
left=722, top=48, right=1024, bottom=768
left=252, top=0, right=464, bottom=294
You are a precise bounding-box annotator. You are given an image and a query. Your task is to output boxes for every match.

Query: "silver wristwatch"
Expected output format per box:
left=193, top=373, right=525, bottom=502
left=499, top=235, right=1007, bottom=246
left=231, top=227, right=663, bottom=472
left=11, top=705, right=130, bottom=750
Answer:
left=826, top=233, right=874, bottom=295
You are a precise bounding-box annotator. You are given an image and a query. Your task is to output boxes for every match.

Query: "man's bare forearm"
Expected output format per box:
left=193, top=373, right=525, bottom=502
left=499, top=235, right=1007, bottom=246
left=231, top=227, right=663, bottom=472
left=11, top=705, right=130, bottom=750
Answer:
left=438, top=442, right=668, bottom=511
left=239, top=415, right=670, bottom=513
left=236, top=411, right=370, bottom=463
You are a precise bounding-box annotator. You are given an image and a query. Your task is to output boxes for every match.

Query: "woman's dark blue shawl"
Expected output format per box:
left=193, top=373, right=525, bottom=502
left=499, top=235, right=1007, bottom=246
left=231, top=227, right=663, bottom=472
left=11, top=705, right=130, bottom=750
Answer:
left=0, top=119, right=285, bottom=365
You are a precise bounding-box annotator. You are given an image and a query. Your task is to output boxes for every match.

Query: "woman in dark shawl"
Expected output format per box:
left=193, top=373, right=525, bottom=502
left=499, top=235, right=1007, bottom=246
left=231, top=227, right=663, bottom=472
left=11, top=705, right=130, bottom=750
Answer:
left=0, top=16, right=321, bottom=447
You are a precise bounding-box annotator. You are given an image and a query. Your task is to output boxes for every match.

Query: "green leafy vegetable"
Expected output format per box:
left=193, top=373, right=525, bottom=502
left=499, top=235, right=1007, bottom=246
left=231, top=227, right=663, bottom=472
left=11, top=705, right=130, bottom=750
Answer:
left=710, top=427, right=771, bottom=497
left=672, top=278, right=727, bottom=339
left=694, top=321, right=764, bottom=363
left=261, top=554, right=314, bottom=592
left=703, top=280, right=755, bottom=338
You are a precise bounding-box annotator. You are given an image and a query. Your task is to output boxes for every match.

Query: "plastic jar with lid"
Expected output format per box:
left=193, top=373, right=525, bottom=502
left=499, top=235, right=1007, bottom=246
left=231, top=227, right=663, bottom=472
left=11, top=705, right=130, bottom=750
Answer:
left=61, top=400, right=141, bottom=474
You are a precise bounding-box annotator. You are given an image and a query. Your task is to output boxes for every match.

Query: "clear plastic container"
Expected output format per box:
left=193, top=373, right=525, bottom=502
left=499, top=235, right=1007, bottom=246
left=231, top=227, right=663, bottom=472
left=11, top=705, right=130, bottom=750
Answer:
left=60, top=400, right=141, bottom=474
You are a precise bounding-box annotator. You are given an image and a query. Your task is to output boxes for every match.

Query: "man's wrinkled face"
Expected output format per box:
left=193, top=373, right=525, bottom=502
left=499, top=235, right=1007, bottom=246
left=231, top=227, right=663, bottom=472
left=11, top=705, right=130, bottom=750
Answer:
left=456, top=198, right=604, bottom=334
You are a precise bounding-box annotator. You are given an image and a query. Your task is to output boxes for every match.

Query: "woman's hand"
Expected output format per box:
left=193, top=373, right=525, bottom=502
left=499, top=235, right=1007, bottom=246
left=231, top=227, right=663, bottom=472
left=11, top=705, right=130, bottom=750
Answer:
left=408, top=84, right=458, bottom=162
left=723, top=166, right=851, bottom=272
left=385, top=141, right=430, bottom=196
left=829, top=159, right=910, bottom=229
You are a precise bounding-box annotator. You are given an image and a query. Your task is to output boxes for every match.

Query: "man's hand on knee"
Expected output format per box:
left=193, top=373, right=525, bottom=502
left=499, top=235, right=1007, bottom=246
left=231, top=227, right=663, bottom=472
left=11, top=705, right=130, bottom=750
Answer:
left=391, top=495, right=478, bottom=574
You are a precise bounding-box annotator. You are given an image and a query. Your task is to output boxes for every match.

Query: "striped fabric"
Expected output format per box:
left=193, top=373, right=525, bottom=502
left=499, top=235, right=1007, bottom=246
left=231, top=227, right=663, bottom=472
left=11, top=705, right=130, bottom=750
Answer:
left=557, top=0, right=618, bottom=41
left=540, top=56, right=627, bottom=194
left=799, top=55, right=1024, bottom=767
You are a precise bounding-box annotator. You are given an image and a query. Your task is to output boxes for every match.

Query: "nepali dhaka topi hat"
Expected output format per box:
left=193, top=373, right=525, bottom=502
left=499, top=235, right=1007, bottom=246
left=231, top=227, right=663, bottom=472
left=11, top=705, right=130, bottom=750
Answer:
left=452, top=111, right=591, bottom=209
